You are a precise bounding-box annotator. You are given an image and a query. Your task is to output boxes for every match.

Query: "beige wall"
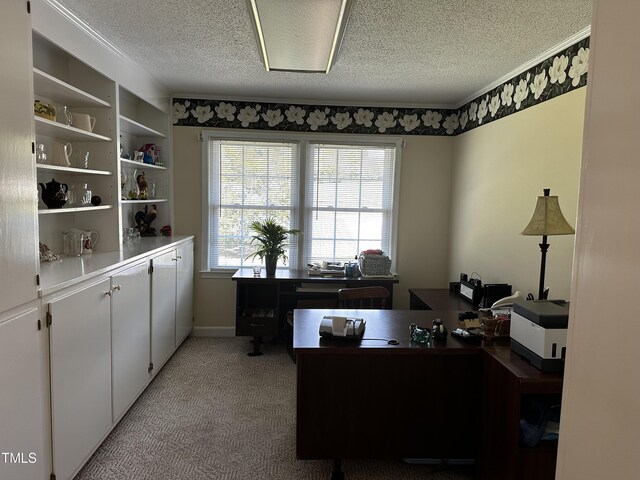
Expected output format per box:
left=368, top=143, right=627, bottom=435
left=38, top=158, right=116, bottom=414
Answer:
left=172, top=127, right=454, bottom=329
left=448, top=89, right=586, bottom=300
left=557, top=0, right=640, bottom=477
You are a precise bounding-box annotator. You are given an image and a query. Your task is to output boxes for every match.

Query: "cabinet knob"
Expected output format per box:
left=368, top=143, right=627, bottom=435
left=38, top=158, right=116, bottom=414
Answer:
left=112, top=285, right=121, bottom=292
left=177, top=255, right=182, bottom=260
left=105, top=291, right=112, bottom=296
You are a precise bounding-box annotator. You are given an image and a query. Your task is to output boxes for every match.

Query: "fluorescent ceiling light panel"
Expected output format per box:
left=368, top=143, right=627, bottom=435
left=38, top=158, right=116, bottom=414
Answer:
left=249, top=0, right=351, bottom=73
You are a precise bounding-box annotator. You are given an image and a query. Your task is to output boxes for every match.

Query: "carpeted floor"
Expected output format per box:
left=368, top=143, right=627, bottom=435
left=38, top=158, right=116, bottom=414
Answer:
left=75, top=337, right=475, bottom=480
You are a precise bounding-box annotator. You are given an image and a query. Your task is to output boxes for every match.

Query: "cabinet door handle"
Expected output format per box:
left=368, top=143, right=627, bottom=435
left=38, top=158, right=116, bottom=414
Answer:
left=112, top=285, right=121, bottom=292
left=105, top=290, right=112, bottom=296
left=171, top=258, right=177, bottom=261
left=176, top=255, right=182, bottom=259
left=249, top=323, right=264, bottom=327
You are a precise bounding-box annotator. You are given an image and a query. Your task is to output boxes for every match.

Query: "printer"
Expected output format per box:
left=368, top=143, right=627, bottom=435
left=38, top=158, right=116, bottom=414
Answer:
left=510, top=300, right=569, bottom=372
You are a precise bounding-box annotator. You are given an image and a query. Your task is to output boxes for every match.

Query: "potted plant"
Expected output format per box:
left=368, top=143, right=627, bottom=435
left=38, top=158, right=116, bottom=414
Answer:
left=246, top=218, right=300, bottom=276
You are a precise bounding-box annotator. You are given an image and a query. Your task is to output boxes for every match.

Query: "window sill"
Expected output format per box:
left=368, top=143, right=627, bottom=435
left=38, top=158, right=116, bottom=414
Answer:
left=199, top=268, right=237, bottom=279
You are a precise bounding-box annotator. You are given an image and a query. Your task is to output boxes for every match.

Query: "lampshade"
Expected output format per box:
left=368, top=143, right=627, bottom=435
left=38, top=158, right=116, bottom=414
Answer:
left=248, top=0, right=352, bottom=73
left=521, top=192, right=575, bottom=236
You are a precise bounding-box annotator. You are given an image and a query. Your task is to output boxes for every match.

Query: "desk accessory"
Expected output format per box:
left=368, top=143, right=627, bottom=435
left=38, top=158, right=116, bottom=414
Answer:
left=451, top=328, right=482, bottom=342
left=521, top=188, right=575, bottom=300
left=358, top=250, right=391, bottom=276
left=409, top=323, right=431, bottom=345
left=459, top=274, right=483, bottom=305
left=319, top=315, right=365, bottom=340
left=480, top=283, right=512, bottom=308
left=431, top=318, right=448, bottom=342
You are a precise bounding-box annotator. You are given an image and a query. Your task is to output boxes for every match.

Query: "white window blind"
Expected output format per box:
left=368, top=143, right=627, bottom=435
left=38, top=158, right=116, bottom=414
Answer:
left=304, top=143, right=396, bottom=265
left=208, top=139, right=299, bottom=268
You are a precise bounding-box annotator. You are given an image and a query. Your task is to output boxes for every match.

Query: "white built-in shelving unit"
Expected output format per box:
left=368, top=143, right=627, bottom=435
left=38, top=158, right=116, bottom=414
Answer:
left=31, top=30, right=171, bottom=255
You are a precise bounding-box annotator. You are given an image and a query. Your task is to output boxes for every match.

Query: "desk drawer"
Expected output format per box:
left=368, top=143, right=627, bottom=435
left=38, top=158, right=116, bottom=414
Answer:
left=237, top=314, right=279, bottom=337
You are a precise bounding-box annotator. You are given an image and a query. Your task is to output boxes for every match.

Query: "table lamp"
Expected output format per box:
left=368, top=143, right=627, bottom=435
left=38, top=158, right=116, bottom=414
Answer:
left=521, top=188, right=575, bottom=300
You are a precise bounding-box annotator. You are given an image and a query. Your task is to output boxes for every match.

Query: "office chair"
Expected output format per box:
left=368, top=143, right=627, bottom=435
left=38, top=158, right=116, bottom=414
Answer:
left=337, top=286, right=390, bottom=309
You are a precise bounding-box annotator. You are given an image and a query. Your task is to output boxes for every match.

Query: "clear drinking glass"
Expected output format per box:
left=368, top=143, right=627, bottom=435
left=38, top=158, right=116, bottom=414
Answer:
left=55, top=104, right=72, bottom=125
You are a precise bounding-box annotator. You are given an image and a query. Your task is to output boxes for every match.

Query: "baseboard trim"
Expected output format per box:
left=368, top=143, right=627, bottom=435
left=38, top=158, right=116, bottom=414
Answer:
left=192, top=326, right=236, bottom=337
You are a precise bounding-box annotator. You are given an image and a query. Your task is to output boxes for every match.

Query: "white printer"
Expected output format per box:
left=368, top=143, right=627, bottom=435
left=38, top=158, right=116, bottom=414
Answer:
left=510, top=300, right=569, bottom=372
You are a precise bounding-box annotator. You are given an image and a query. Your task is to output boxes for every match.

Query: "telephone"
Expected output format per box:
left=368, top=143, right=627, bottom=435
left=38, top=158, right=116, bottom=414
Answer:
left=319, top=315, right=366, bottom=340
left=491, top=291, right=522, bottom=309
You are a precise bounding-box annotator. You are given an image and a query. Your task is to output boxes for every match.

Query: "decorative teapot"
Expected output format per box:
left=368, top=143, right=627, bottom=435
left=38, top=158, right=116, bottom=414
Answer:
left=39, top=178, right=68, bottom=208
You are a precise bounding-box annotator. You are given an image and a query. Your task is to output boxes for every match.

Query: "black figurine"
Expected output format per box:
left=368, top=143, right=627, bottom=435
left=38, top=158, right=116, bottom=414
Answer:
left=432, top=318, right=448, bottom=342
left=134, top=204, right=157, bottom=236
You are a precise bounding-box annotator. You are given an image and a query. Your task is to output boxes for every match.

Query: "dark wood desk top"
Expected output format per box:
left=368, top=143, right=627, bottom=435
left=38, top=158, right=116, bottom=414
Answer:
left=294, top=308, right=562, bottom=385
left=233, top=267, right=398, bottom=283
left=293, top=309, right=481, bottom=353
left=482, top=346, right=563, bottom=393
left=409, top=287, right=476, bottom=310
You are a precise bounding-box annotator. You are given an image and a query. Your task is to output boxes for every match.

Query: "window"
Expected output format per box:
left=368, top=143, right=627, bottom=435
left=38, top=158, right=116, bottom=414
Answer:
left=206, top=139, right=299, bottom=268
left=304, top=143, right=397, bottom=264
left=203, top=132, right=400, bottom=272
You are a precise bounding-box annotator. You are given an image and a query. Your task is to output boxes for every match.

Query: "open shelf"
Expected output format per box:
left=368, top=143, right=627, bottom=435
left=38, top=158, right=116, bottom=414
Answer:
left=37, top=164, right=112, bottom=176
left=119, top=115, right=165, bottom=138
left=121, top=199, right=168, bottom=204
left=34, top=116, right=112, bottom=142
left=38, top=205, right=113, bottom=215
left=120, top=158, right=167, bottom=170
left=33, top=68, right=111, bottom=108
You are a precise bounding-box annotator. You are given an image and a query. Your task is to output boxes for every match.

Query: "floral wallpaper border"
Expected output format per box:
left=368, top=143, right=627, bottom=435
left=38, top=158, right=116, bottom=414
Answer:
left=172, top=37, right=589, bottom=136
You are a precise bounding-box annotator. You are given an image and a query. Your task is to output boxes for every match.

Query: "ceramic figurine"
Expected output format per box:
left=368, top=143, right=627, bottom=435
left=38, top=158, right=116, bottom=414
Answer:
left=136, top=171, right=148, bottom=199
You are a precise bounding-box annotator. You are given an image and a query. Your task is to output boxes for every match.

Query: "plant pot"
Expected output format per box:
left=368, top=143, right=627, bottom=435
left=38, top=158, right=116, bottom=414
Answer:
left=265, top=255, right=278, bottom=277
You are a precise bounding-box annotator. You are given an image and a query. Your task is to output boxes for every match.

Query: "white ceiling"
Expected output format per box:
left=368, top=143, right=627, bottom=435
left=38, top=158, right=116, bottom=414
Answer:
left=54, top=0, right=592, bottom=107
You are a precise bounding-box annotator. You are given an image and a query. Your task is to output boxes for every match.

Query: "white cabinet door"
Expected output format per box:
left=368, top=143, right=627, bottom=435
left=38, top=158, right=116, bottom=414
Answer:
left=175, top=242, right=194, bottom=347
left=151, top=250, right=176, bottom=374
left=49, top=278, right=112, bottom=480
left=111, top=261, right=151, bottom=422
left=0, top=303, right=49, bottom=480
left=0, top=0, right=39, bottom=312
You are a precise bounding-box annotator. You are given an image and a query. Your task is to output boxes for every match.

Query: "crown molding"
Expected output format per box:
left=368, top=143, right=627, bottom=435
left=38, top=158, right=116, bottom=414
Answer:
left=455, top=25, right=591, bottom=109
left=171, top=92, right=454, bottom=110
left=44, top=0, right=129, bottom=60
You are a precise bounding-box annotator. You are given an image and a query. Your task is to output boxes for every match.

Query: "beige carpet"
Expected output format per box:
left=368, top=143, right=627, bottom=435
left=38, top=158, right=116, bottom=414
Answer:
left=75, top=337, right=475, bottom=480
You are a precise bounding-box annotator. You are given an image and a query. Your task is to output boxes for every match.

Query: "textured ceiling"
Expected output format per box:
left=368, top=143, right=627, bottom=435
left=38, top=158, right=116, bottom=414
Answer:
left=54, top=0, right=592, bottom=107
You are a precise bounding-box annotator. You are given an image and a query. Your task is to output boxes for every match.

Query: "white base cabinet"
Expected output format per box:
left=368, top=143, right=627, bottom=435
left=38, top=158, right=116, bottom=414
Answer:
left=49, top=278, right=112, bottom=480
left=0, top=302, right=49, bottom=480
left=151, top=250, right=177, bottom=374
left=37, top=238, right=193, bottom=480
left=111, top=260, right=151, bottom=422
left=176, top=242, right=194, bottom=347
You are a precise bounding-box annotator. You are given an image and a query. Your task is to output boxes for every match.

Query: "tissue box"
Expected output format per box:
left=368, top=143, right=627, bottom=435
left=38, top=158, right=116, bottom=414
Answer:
left=358, top=254, right=391, bottom=276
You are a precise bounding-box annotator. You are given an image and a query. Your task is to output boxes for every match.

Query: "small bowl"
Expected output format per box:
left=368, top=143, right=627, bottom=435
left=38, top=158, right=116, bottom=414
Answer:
left=34, top=100, right=56, bottom=121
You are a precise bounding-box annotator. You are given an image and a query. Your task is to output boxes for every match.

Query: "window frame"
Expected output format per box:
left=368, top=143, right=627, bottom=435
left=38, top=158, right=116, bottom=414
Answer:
left=201, top=129, right=402, bottom=276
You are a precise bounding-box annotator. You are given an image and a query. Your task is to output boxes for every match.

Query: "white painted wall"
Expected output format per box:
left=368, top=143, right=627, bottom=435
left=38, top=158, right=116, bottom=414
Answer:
left=556, top=0, right=640, bottom=477
left=448, top=89, right=586, bottom=299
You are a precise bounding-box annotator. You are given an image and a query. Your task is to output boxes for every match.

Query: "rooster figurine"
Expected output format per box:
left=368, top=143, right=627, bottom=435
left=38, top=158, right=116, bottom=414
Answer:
left=134, top=204, right=157, bottom=236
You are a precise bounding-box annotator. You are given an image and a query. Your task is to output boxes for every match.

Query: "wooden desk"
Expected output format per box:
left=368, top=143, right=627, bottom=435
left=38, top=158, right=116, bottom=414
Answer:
left=232, top=269, right=398, bottom=355
left=294, top=309, right=562, bottom=480
left=480, top=347, right=563, bottom=480
left=409, top=287, right=476, bottom=311
left=295, top=310, right=482, bottom=461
